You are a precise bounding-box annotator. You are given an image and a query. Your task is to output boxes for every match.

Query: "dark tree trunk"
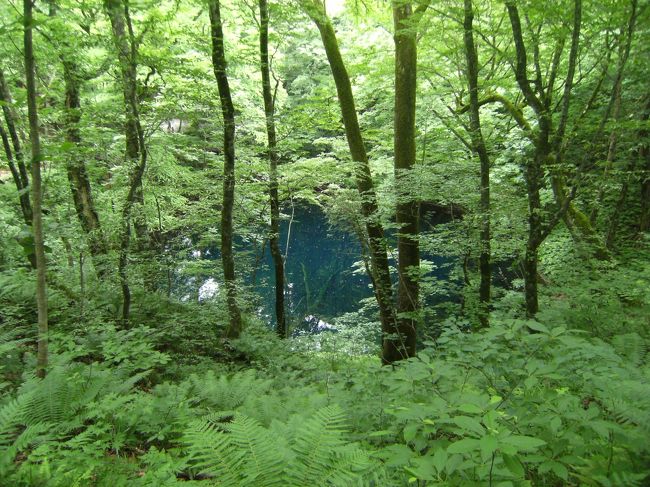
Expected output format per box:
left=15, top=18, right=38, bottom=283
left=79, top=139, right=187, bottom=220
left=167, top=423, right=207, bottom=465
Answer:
left=105, top=0, right=149, bottom=325
left=391, top=2, right=421, bottom=359
left=23, top=0, right=48, bottom=378
left=209, top=0, right=243, bottom=338
left=463, top=0, right=491, bottom=328
left=0, top=122, right=36, bottom=269
left=639, top=95, right=650, bottom=233
left=302, top=1, right=398, bottom=362
left=507, top=0, right=581, bottom=317
left=62, top=58, right=109, bottom=274
left=258, top=0, right=286, bottom=338
left=0, top=68, right=35, bottom=251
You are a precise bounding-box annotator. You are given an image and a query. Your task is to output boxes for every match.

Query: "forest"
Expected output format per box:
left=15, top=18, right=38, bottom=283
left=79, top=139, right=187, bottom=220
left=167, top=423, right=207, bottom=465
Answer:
left=0, top=0, right=649, bottom=485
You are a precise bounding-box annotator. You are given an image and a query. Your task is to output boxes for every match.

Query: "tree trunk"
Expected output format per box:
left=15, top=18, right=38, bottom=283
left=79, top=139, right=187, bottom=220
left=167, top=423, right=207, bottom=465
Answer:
left=47, top=0, right=108, bottom=276
left=24, top=0, right=48, bottom=378
left=302, top=1, right=398, bottom=363
left=258, top=0, right=286, bottom=338
left=507, top=0, right=581, bottom=316
left=392, top=2, right=420, bottom=359
left=0, top=67, right=35, bottom=267
left=105, top=0, right=150, bottom=324
left=639, top=95, right=650, bottom=233
left=0, top=121, right=37, bottom=269
left=62, top=58, right=109, bottom=274
left=209, top=0, right=243, bottom=339
left=463, top=0, right=491, bottom=328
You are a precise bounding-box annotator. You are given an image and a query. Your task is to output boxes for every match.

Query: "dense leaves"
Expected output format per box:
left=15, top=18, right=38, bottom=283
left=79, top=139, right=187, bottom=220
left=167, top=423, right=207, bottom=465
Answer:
left=1, top=0, right=649, bottom=485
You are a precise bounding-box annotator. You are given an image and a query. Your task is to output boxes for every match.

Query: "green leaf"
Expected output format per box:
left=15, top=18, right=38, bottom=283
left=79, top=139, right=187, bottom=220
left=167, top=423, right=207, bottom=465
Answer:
left=551, top=462, right=568, bottom=480
left=380, top=444, right=415, bottom=467
left=458, top=403, right=483, bottom=414
left=406, top=456, right=437, bottom=480
left=502, top=453, right=525, bottom=477
left=432, top=448, right=447, bottom=473
left=480, top=434, right=498, bottom=459
left=453, top=415, right=485, bottom=436
left=526, top=322, right=550, bottom=334
left=447, top=438, right=480, bottom=454
left=502, top=435, right=546, bottom=451
left=403, top=422, right=419, bottom=442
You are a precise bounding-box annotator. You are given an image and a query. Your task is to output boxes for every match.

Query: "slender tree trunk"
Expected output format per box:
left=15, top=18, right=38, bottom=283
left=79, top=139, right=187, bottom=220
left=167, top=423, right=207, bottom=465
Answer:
left=584, top=1, right=636, bottom=238
left=463, top=0, right=491, bottom=328
left=302, top=1, right=398, bottom=363
left=105, top=0, right=149, bottom=324
left=523, top=152, right=544, bottom=317
left=209, top=0, right=243, bottom=338
left=0, top=68, right=35, bottom=265
left=23, top=0, right=48, bottom=378
left=392, top=2, right=420, bottom=358
left=1, top=122, right=37, bottom=269
left=47, top=0, right=108, bottom=275
left=0, top=68, right=29, bottom=191
left=62, top=58, right=109, bottom=274
left=258, top=0, right=286, bottom=338
left=507, top=0, right=581, bottom=317
left=639, top=95, right=650, bottom=233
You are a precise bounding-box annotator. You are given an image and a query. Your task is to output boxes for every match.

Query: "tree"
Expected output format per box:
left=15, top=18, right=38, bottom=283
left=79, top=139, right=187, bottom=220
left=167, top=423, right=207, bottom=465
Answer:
left=209, top=0, right=243, bottom=338
left=0, top=67, right=36, bottom=268
left=392, top=0, right=428, bottom=358
left=258, top=0, right=286, bottom=338
left=504, top=0, right=582, bottom=316
left=23, top=0, right=48, bottom=378
left=104, top=0, right=150, bottom=324
left=48, top=1, right=108, bottom=276
left=462, top=0, right=491, bottom=327
left=300, top=0, right=399, bottom=363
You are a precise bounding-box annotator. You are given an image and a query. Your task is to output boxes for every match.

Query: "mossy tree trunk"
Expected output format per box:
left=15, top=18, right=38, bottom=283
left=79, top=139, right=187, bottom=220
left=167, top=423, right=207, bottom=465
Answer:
left=301, top=0, right=399, bottom=363
left=506, top=0, right=581, bottom=317
left=209, top=0, right=243, bottom=339
left=104, top=0, right=149, bottom=325
left=0, top=68, right=36, bottom=268
left=24, top=0, right=48, bottom=378
left=463, top=0, right=491, bottom=328
left=48, top=0, right=109, bottom=276
left=391, top=1, right=426, bottom=359
left=258, top=0, right=286, bottom=338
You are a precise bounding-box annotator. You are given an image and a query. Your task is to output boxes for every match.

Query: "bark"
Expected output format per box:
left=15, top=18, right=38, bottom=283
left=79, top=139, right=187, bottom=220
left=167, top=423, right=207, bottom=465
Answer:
left=209, top=0, right=243, bottom=338
left=590, top=1, right=637, bottom=228
left=0, top=68, right=33, bottom=228
left=302, top=1, right=398, bottom=363
left=23, top=0, right=48, bottom=378
left=104, top=0, right=147, bottom=240
left=104, top=0, right=149, bottom=324
left=48, top=1, right=108, bottom=275
left=639, top=95, right=650, bottom=233
left=392, top=2, right=421, bottom=358
left=258, top=0, right=286, bottom=338
left=506, top=0, right=581, bottom=317
left=463, top=0, right=491, bottom=328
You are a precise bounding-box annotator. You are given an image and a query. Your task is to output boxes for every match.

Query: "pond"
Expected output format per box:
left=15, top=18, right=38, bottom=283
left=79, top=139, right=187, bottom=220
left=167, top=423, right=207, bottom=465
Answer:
left=177, top=204, right=455, bottom=330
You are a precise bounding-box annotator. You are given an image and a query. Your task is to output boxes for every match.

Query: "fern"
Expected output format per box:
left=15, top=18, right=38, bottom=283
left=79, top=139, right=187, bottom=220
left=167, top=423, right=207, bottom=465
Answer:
left=188, top=369, right=273, bottom=412
left=184, top=406, right=374, bottom=487
left=288, top=406, right=373, bottom=487
left=612, top=333, right=648, bottom=368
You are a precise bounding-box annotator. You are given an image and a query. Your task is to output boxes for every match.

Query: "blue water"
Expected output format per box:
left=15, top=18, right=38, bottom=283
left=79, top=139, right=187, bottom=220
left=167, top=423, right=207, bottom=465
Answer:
left=177, top=204, right=454, bottom=328
left=251, top=204, right=373, bottom=325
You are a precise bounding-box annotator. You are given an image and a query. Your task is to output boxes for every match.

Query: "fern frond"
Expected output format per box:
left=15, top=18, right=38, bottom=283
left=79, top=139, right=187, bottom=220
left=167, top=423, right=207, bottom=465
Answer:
left=184, top=416, right=245, bottom=486
left=288, top=405, right=373, bottom=486
left=0, top=391, right=34, bottom=447
left=612, top=333, right=648, bottom=368
left=228, top=415, right=285, bottom=486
